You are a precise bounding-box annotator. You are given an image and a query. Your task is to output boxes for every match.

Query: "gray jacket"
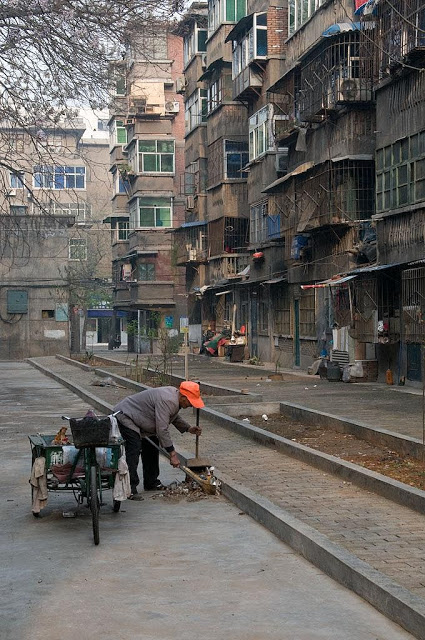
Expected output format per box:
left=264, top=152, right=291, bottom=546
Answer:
left=113, top=386, right=190, bottom=450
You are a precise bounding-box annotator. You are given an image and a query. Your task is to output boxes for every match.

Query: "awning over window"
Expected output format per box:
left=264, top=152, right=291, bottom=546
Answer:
left=225, top=14, right=254, bottom=42
left=262, top=161, right=315, bottom=193
left=301, top=275, right=357, bottom=289
left=179, top=220, right=208, bottom=229
left=350, top=262, right=404, bottom=274
left=322, top=22, right=361, bottom=37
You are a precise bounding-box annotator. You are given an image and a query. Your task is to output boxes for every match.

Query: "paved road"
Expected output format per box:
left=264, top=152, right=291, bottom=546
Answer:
left=0, top=361, right=415, bottom=640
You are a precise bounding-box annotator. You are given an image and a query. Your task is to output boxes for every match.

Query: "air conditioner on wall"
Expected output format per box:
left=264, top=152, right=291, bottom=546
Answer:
left=165, top=101, right=180, bottom=113
left=186, top=195, right=195, bottom=209
left=275, top=148, right=289, bottom=174
left=337, top=79, right=362, bottom=103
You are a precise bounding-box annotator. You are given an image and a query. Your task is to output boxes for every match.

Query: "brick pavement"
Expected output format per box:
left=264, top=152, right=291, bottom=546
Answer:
left=97, top=350, right=425, bottom=441
left=32, top=355, right=425, bottom=603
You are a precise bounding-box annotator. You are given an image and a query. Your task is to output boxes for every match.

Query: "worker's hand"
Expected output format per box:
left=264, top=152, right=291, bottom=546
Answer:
left=169, top=451, right=180, bottom=468
left=188, top=425, right=202, bottom=436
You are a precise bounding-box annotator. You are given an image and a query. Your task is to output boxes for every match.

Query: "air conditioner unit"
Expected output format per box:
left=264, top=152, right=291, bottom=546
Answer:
left=7, top=189, right=16, bottom=197
left=188, top=248, right=197, bottom=261
left=201, top=54, right=207, bottom=69
left=186, top=195, right=195, bottom=210
left=275, top=148, right=289, bottom=174
left=125, top=118, right=135, bottom=125
left=165, top=101, right=180, bottom=113
left=337, top=79, right=361, bottom=103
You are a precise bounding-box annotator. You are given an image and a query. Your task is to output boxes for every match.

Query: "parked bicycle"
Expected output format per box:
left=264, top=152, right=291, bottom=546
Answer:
left=29, top=411, right=124, bottom=545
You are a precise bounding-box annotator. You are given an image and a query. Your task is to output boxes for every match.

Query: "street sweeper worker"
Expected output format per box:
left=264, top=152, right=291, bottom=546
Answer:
left=113, top=381, right=204, bottom=499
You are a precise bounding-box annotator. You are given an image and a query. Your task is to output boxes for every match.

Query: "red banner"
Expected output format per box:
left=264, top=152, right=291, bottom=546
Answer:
left=354, top=0, right=367, bottom=11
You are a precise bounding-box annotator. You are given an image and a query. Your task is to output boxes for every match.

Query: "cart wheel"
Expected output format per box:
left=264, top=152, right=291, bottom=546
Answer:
left=90, top=465, right=100, bottom=545
left=113, top=500, right=121, bottom=513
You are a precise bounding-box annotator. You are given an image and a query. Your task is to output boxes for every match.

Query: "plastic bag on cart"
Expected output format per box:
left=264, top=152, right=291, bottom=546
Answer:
left=109, top=415, right=121, bottom=442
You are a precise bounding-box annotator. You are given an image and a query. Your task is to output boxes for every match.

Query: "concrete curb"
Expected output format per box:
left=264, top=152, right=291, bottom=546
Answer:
left=279, top=401, right=425, bottom=460
left=55, top=354, right=263, bottom=402
left=203, top=406, right=425, bottom=515
left=218, top=474, right=425, bottom=640
left=26, top=358, right=425, bottom=638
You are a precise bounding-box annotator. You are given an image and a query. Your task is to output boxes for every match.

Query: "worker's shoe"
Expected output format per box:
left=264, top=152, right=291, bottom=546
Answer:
left=144, top=481, right=167, bottom=491
left=129, top=492, right=144, bottom=501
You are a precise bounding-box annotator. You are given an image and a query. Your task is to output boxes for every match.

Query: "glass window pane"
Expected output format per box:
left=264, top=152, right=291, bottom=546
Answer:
left=376, top=149, right=383, bottom=170
left=156, top=207, right=171, bottom=226
left=384, top=146, right=392, bottom=167
left=75, top=175, right=85, bottom=189
left=398, top=185, right=408, bottom=205
left=157, top=140, right=174, bottom=153
left=139, top=140, right=156, bottom=152
left=401, top=138, right=409, bottom=162
left=161, top=154, right=174, bottom=172
left=139, top=207, right=155, bottom=226
left=236, top=0, right=246, bottom=20
left=197, top=29, right=207, bottom=51
left=398, top=164, right=408, bottom=183
left=256, top=29, right=267, bottom=56
left=117, top=128, right=127, bottom=144
left=392, top=141, right=400, bottom=165
left=256, top=12, right=267, bottom=26
left=226, top=0, right=236, bottom=21
left=411, top=134, right=419, bottom=158
left=143, top=154, right=158, bottom=172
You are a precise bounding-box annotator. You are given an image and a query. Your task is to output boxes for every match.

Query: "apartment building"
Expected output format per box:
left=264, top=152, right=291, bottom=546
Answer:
left=107, top=26, right=187, bottom=351
left=0, top=117, right=112, bottom=359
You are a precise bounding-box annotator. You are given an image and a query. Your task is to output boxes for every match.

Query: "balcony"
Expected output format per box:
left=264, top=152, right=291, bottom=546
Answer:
left=207, top=254, right=250, bottom=285
left=232, top=66, right=263, bottom=100
left=114, top=281, right=175, bottom=307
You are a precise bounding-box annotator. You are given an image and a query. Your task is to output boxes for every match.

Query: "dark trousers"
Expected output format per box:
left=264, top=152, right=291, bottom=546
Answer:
left=117, top=423, right=160, bottom=492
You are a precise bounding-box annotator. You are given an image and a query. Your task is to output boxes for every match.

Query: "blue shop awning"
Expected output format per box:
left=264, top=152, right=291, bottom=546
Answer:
left=322, top=22, right=360, bottom=37
left=179, top=221, right=208, bottom=229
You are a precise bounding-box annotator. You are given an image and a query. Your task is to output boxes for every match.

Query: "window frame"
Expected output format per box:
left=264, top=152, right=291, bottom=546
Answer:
left=135, top=139, right=175, bottom=174
left=224, top=140, right=249, bottom=179
left=33, top=165, right=86, bottom=190
left=138, top=262, right=156, bottom=281
left=69, top=238, right=87, bottom=261
left=185, top=89, right=208, bottom=132
left=249, top=105, right=271, bottom=161
left=10, top=171, right=24, bottom=188
left=130, top=197, right=173, bottom=229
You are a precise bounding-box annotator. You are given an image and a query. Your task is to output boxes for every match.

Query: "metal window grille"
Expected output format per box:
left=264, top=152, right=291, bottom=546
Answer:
left=402, top=267, right=425, bottom=342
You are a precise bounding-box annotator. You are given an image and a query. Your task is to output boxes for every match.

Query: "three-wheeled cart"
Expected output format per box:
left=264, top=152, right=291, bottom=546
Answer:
left=29, top=414, right=124, bottom=545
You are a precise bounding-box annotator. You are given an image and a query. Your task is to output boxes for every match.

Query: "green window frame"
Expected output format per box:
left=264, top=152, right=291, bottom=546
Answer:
left=138, top=139, right=175, bottom=173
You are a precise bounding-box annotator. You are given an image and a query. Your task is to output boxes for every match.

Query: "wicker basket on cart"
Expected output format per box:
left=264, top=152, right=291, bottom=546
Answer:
left=70, top=416, right=111, bottom=448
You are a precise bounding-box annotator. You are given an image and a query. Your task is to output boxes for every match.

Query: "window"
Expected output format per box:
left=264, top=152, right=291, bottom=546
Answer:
left=117, top=221, right=129, bottom=241
left=299, top=288, right=316, bottom=338
left=115, top=171, right=128, bottom=194
left=42, top=201, right=91, bottom=220
left=288, top=0, right=326, bottom=37
left=42, top=310, right=55, bottom=319
left=231, top=12, right=267, bottom=78
left=138, top=262, right=156, bottom=281
left=130, top=197, right=172, bottom=229
left=208, top=78, right=222, bottom=112
left=10, top=171, right=24, bottom=188
left=274, top=286, right=291, bottom=335
left=376, top=130, right=425, bottom=212
left=184, top=25, right=207, bottom=66
left=10, top=133, right=25, bottom=152
left=185, top=89, right=208, bottom=132
left=259, top=289, right=269, bottom=332
left=69, top=238, right=87, bottom=260
left=224, top=141, right=249, bottom=179
left=111, top=66, right=126, bottom=96
left=250, top=201, right=268, bottom=243
left=10, top=205, right=28, bottom=215
left=137, top=139, right=175, bottom=173
left=249, top=105, right=271, bottom=160
left=33, top=166, right=86, bottom=189
left=110, top=120, right=127, bottom=146
left=209, top=0, right=247, bottom=34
